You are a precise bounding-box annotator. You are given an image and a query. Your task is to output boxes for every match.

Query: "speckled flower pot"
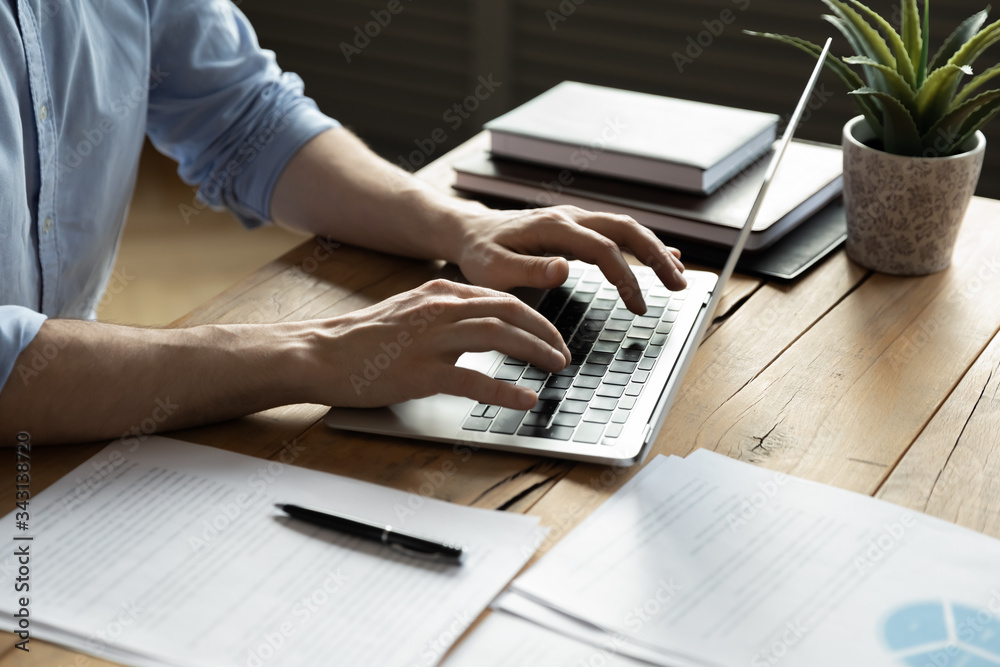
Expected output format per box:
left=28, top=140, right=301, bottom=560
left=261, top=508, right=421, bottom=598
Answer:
left=842, top=116, right=986, bottom=275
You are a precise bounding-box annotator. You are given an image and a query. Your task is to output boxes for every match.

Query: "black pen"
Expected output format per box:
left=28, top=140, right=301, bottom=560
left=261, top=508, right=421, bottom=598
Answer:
left=275, top=504, right=465, bottom=565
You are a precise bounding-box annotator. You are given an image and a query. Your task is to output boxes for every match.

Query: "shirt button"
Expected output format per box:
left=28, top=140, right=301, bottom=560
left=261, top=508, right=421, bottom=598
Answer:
left=43, top=217, right=53, bottom=233
left=39, top=105, right=47, bottom=122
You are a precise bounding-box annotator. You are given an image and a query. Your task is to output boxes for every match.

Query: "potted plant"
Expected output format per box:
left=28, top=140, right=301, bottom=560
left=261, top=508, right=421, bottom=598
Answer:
left=747, top=1, right=1000, bottom=275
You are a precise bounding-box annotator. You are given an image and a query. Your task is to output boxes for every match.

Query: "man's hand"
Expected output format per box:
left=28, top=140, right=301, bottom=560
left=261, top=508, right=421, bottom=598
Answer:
left=302, top=280, right=570, bottom=410
left=272, top=130, right=686, bottom=316
left=453, top=205, right=686, bottom=314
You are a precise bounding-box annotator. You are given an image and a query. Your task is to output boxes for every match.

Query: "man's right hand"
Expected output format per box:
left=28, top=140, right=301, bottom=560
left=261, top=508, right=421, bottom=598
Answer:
left=299, top=279, right=571, bottom=410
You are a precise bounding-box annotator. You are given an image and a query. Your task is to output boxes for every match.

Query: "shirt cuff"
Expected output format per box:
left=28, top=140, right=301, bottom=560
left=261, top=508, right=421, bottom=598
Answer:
left=216, top=95, right=340, bottom=230
left=0, top=306, right=48, bottom=392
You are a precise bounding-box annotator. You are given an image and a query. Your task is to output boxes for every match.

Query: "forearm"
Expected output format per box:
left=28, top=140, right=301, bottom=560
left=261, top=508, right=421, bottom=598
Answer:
left=271, top=127, right=486, bottom=263
left=0, top=319, right=309, bottom=445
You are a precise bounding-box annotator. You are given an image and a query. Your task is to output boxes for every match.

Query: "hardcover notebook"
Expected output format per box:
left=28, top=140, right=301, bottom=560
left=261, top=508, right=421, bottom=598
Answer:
left=453, top=140, right=844, bottom=251
left=485, top=81, right=780, bottom=195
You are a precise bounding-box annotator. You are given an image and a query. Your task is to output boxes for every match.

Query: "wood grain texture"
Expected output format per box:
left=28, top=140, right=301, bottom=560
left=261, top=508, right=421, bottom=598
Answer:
left=877, top=325, right=1000, bottom=539
left=686, top=198, right=1000, bottom=493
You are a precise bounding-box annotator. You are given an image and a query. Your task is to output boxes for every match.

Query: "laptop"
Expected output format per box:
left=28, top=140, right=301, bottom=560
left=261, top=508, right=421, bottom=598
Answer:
left=324, top=41, right=833, bottom=465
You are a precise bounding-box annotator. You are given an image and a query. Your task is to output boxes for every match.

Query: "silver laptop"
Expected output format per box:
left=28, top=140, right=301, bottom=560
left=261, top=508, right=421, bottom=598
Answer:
left=325, top=41, right=832, bottom=465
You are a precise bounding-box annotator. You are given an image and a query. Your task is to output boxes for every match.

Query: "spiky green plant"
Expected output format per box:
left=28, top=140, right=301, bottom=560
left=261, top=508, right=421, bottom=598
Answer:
left=746, top=1, right=1000, bottom=157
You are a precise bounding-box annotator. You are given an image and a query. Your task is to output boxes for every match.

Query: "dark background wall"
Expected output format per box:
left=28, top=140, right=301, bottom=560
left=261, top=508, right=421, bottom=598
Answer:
left=240, top=0, right=1000, bottom=198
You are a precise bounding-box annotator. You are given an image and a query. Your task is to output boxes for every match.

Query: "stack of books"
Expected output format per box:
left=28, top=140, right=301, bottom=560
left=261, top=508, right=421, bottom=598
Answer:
left=455, top=81, right=844, bottom=253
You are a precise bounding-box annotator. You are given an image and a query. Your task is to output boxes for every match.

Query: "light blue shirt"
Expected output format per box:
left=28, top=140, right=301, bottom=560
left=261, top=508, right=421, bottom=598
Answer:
left=0, top=0, right=338, bottom=392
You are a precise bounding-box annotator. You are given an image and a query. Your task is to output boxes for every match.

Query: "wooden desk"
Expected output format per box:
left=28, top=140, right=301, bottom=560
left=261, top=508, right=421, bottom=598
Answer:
left=6, top=133, right=1000, bottom=665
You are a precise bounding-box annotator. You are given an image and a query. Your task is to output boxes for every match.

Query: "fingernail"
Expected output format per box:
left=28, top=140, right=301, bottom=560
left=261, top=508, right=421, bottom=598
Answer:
left=674, top=268, right=687, bottom=288
left=551, top=349, right=568, bottom=368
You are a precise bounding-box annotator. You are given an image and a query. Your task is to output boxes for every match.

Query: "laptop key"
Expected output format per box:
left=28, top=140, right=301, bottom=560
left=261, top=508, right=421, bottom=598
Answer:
left=573, top=375, right=601, bottom=389
left=545, top=375, right=573, bottom=389
left=599, top=330, right=626, bottom=343
left=616, top=349, right=643, bottom=363
left=552, top=411, right=583, bottom=427
left=632, top=370, right=650, bottom=384
left=504, top=357, right=527, bottom=366
left=627, top=327, right=653, bottom=340
left=619, top=396, right=637, bottom=410
left=605, top=423, right=625, bottom=439
left=471, top=404, right=489, bottom=417
left=591, top=298, right=616, bottom=310
left=568, top=387, right=595, bottom=401
left=656, top=322, right=673, bottom=335
left=580, top=363, right=608, bottom=377
left=574, top=422, right=606, bottom=444
left=522, top=412, right=553, bottom=428
left=638, top=357, right=656, bottom=371
left=490, top=409, right=527, bottom=434
left=539, top=387, right=567, bottom=402
left=484, top=405, right=501, bottom=418
left=517, top=378, right=544, bottom=392
left=559, top=400, right=589, bottom=414
left=581, top=320, right=604, bottom=332
left=621, top=337, right=647, bottom=350
left=583, top=408, right=614, bottom=424
left=644, top=306, right=664, bottom=318
left=603, top=372, right=631, bottom=386
left=610, top=308, right=635, bottom=321
left=585, top=309, right=611, bottom=322
left=495, top=365, right=523, bottom=381
left=592, top=396, right=618, bottom=411
left=633, top=316, right=659, bottom=329
left=553, top=364, right=582, bottom=377
left=462, top=417, right=493, bottom=432
left=596, top=383, right=625, bottom=398
left=517, top=424, right=575, bottom=441
left=644, top=345, right=664, bottom=358
left=662, top=311, right=679, bottom=323
left=625, top=382, right=644, bottom=397
left=592, top=340, right=618, bottom=354
left=612, top=410, right=630, bottom=424
left=522, top=366, right=549, bottom=380
left=530, top=400, right=562, bottom=415
left=587, top=351, right=614, bottom=365
left=650, top=333, right=668, bottom=346
left=605, top=320, right=631, bottom=332
left=610, top=360, right=637, bottom=374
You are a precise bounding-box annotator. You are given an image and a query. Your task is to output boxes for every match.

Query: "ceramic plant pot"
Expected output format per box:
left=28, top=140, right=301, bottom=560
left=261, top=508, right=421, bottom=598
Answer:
left=841, top=115, right=986, bottom=275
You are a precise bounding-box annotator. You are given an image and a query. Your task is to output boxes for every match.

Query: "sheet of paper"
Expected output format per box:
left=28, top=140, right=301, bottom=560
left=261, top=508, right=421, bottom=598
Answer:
left=0, top=437, right=541, bottom=667
left=511, top=450, right=1000, bottom=665
left=442, top=610, right=653, bottom=667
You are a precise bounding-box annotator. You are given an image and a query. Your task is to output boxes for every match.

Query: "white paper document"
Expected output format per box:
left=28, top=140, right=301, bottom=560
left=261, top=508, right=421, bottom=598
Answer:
left=442, top=609, right=653, bottom=667
left=0, top=437, right=542, bottom=667
left=505, top=451, right=1000, bottom=666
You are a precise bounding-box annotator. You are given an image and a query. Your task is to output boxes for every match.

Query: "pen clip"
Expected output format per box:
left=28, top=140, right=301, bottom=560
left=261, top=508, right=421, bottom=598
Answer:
left=387, top=541, right=454, bottom=562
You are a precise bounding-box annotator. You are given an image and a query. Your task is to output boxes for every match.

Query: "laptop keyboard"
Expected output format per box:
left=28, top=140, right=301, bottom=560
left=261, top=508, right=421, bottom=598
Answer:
left=461, top=265, right=686, bottom=445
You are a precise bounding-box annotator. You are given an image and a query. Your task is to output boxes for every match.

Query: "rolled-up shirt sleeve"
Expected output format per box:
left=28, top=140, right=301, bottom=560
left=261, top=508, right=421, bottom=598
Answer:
left=145, top=0, right=339, bottom=228
left=0, top=306, right=47, bottom=393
